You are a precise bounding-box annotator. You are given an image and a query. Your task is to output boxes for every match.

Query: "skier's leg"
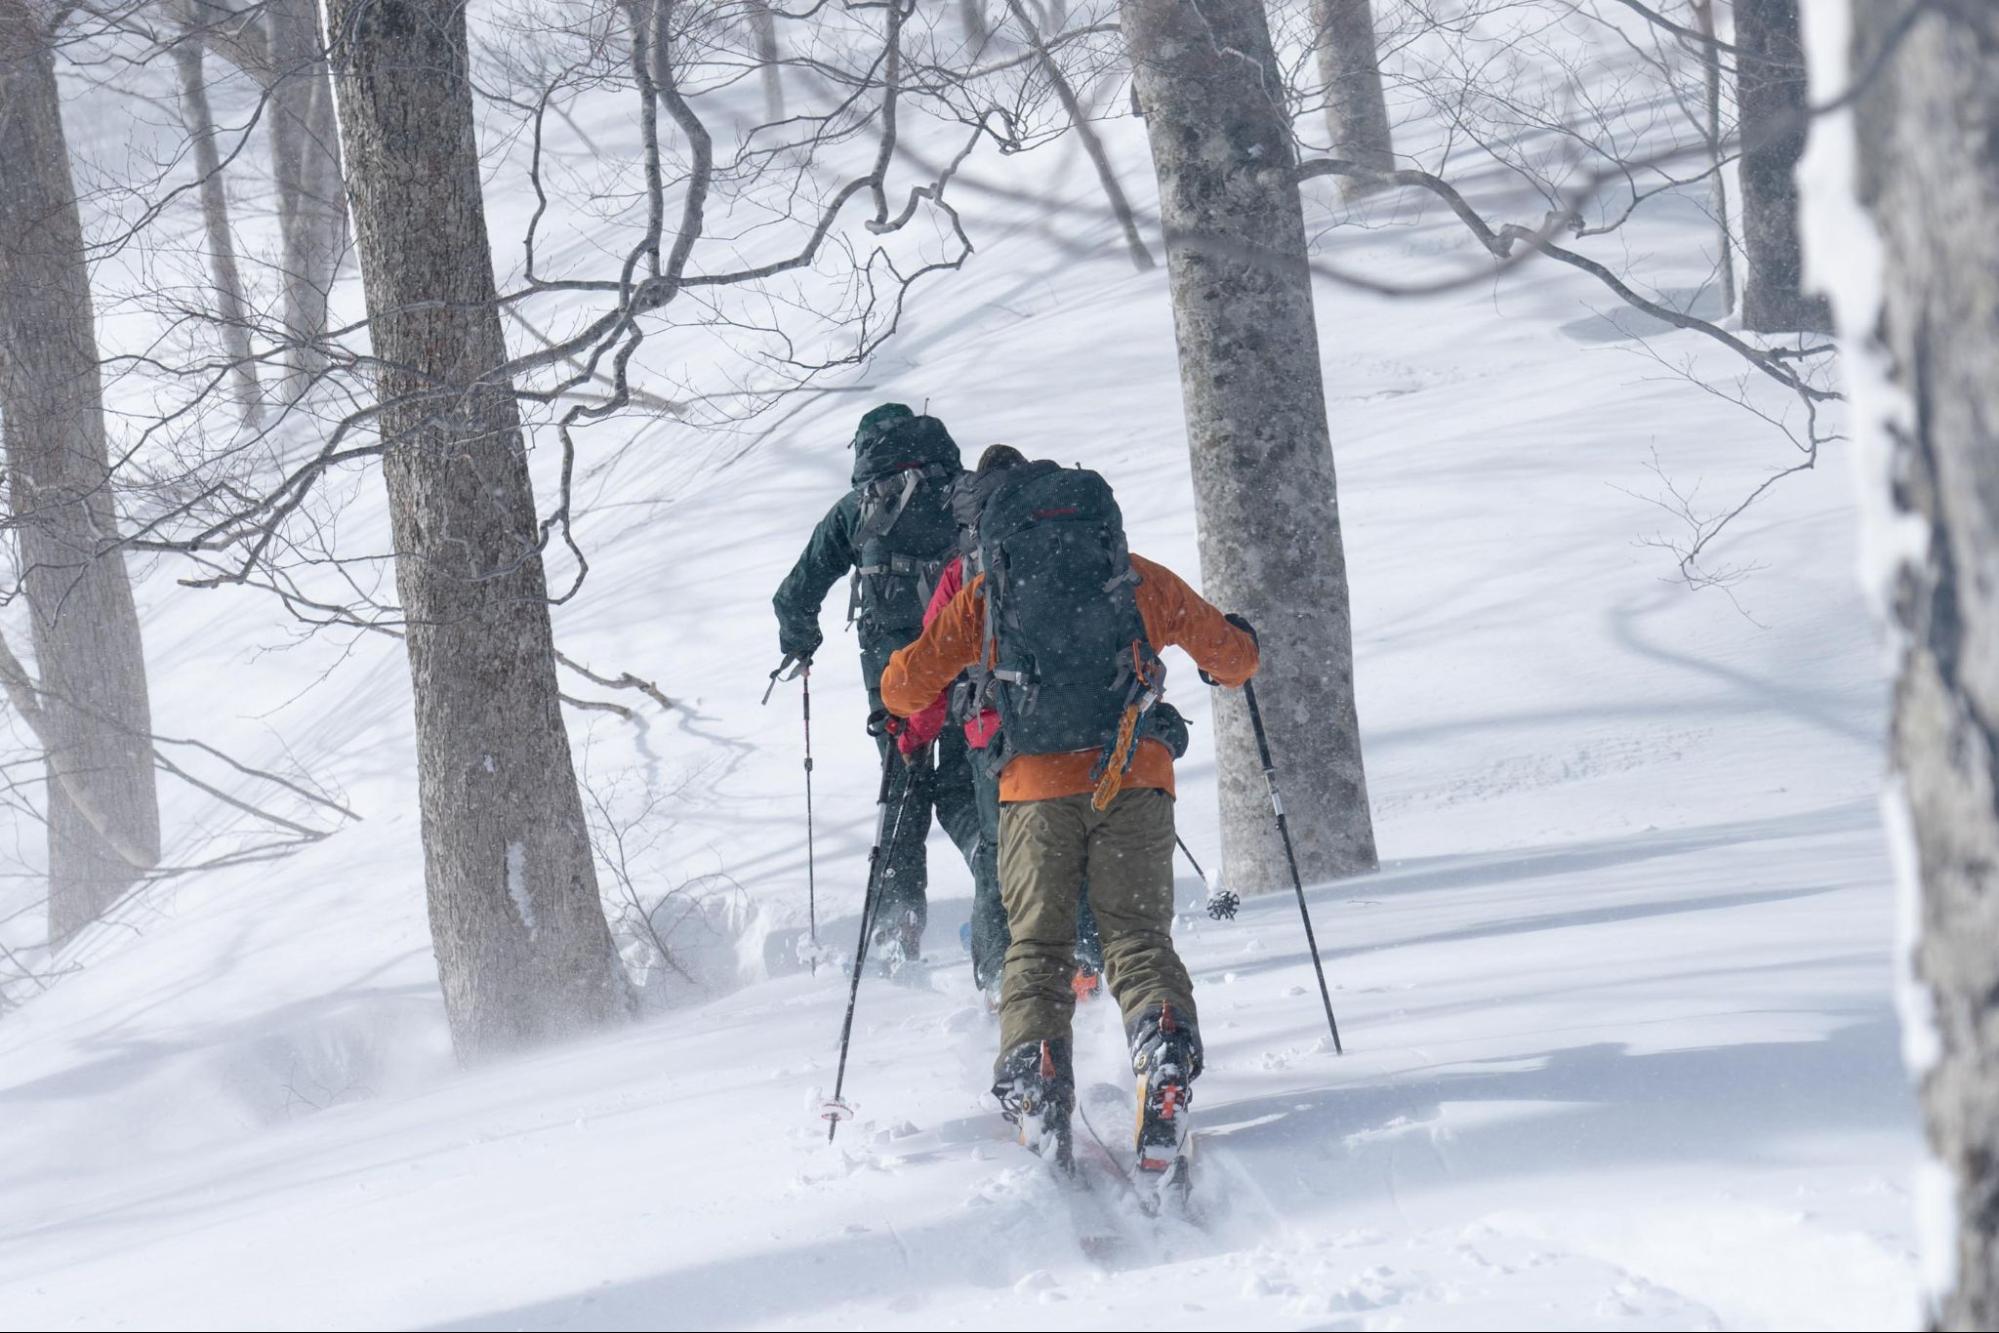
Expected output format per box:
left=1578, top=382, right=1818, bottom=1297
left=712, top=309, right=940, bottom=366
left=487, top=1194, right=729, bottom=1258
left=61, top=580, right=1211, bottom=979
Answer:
left=873, top=733, right=933, bottom=954
left=995, top=794, right=1088, bottom=1077
left=1085, top=788, right=1199, bottom=1178
left=1083, top=789, right=1194, bottom=1035
left=967, top=743, right=1010, bottom=992
left=933, top=729, right=982, bottom=870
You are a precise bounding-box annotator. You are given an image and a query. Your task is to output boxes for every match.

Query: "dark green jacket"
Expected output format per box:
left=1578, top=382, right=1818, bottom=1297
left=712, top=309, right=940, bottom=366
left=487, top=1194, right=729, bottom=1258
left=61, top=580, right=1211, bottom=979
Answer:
left=773, top=479, right=961, bottom=706
left=773, top=490, right=863, bottom=666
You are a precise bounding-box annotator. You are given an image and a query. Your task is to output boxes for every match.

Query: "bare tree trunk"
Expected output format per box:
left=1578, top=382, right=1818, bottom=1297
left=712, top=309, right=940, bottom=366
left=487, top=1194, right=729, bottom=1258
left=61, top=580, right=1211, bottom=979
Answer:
left=1120, top=0, right=1377, bottom=892
left=266, top=0, right=346, bottom=400
left=0, top=2, right=163, bottom=941
left=1693, top=0, right=1735, bottom=316
left=1848, top=6, right=1999, bottom=1328
left=1311, top=0, right=1394, bottom=200
left=748, top=1, right=784, bottom=123
left=170, top=6, right=263, bottom=428
left=1735, top=0, right=1828, bottom=331
left=325, top=0, right=631, bottom=1060
left=960, top=0, right=987, bottom=46
left=1005, top=0, right=1153, bottom=271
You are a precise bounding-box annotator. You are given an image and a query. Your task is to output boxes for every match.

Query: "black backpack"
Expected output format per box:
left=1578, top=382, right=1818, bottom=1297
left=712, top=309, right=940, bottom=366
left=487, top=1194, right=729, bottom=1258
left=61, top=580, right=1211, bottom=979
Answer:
left=845, top=408, right=962, bottom=640
left=974, top=462, right=1165, bottom=784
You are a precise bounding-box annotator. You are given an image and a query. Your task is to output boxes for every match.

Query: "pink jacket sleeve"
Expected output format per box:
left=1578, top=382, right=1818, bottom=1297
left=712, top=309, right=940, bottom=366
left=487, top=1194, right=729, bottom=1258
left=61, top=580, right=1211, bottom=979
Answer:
left=898, top=556, right=965, bottom=750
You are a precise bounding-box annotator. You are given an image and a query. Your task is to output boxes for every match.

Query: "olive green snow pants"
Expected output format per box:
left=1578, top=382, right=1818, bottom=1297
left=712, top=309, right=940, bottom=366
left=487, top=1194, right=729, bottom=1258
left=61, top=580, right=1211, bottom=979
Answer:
left=996, top=788, right=1194, bottom=1070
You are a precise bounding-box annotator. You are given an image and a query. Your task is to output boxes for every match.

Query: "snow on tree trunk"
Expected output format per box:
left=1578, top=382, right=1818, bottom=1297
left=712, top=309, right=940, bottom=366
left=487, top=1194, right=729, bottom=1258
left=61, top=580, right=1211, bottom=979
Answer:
left=325, top=0, right=632, bottom=1061
left=1120, top=0, right=1377, bottom=892
left=171, top=9, right=263, bottom=429
left=1736, top=0, right=1829, bottom=332
left=1841, top=4, right=1999, bottom=1326
left=1694, top=0, right=1735, bottom=316
left=1311, top=0, right=1393, bottom=200
left=266, top=0, right=346, bottom=401
left=0, top=2, right=163, bottom=941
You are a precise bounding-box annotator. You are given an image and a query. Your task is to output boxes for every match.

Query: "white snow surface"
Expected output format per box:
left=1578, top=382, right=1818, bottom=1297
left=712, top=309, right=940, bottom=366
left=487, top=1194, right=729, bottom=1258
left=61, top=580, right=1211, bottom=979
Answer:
left=0, top=20, right=1919, bottom=1332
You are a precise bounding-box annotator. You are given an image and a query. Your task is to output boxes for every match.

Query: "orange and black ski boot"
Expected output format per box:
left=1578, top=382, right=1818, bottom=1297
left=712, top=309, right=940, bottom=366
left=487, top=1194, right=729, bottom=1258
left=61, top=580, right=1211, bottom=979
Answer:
left=994, top=1037, right=1075, bottom=1173
left=1128, top=1003, right=1201, bottom=1200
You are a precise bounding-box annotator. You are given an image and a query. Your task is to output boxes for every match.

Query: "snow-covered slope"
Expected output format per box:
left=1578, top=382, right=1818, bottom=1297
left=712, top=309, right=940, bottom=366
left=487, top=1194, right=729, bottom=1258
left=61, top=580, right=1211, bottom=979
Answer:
left=0, top=24, right=1916, bottom=1333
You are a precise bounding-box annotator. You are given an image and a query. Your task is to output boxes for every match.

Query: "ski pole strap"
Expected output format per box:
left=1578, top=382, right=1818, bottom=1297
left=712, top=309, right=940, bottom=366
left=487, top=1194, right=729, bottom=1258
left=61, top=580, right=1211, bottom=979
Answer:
left=762, top=652, right=806, bottom=705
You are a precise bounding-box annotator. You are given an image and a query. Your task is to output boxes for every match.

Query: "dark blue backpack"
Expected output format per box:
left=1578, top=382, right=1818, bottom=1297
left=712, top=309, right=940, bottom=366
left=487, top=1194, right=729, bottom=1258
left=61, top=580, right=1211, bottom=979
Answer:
left=974, top=462, right=1165, bottom=790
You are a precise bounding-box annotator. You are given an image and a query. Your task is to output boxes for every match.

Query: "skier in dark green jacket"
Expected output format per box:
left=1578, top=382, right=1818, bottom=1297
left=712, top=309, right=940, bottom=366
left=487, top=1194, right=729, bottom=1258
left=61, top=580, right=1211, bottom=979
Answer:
left=771, top=404, right=980, bottom=969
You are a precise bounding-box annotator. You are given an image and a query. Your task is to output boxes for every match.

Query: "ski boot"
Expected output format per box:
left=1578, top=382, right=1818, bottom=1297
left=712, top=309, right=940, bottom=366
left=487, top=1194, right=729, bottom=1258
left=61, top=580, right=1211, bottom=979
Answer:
left=873, top=910, right=923, bottom=978
left=1129, top=1003, right=1201, bottom=1202
left=994, top=1037, right=1075, bottom=1174
left=1071, top=962, right=1104, bottom=1004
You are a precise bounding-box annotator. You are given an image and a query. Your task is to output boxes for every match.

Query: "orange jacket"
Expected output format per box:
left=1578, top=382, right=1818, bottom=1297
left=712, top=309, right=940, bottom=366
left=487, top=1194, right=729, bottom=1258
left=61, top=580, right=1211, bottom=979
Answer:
left=880, top=553, right=1258, bottom=802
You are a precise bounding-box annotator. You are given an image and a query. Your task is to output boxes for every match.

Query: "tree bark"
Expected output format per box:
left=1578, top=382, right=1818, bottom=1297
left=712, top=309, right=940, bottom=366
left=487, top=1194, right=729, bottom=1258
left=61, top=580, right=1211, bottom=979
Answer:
left=1849, top=5, right=1999, bottom=1328
left=1311, top=0, right=1394, bottom=200
left=1735, top=0, right=1828, bottom=331
left=1120, top=0, right=1377, bottom=892
left=748, top=1, right=783, bottom=123
left=265, top=0, right=347, bottom=399
left=0, top=2, right=163, bottom=941
left=170, top=6, right=263, bottom=428
left=325, top=0, right=631, bottom=1060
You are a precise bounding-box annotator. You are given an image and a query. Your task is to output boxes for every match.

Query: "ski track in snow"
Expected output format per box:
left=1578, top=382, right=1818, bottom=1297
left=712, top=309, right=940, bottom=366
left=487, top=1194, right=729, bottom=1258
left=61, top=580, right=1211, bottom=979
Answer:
left=0, top=12, right=1923, bottom=1332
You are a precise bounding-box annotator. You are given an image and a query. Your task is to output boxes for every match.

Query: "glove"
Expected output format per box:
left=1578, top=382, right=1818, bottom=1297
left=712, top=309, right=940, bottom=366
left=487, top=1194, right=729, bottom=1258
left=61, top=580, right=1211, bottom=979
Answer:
left=779, top=627, right=822, bottom=665
left=1200, top=613, right=1259, bottom=687
left=866, top=707, right=901, bottom=739
left=894, top=727, right=928, bottom=760
left=1205, top=888, right=1241, bottom=922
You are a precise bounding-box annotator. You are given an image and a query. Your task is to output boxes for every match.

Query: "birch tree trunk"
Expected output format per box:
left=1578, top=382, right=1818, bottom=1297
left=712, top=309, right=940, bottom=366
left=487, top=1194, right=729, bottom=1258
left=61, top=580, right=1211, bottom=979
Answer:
left=1311, top=0, right=1394, bottom=200
left=0, top=1, right=163, bottom=941
left=1848, top=4, right=1999, bottom=1327
left=266, top=0, right=346, bottom=399
left=170, top=7, right=263, bottom=428
left=1004, top=0, right=1153, bottom=271
left=325, top=0, right=631, bottom=1060
left=748, top=0, right=783, bottom=123
left=1120, top=0, right=1377, bottom=892
left=1735, top=0, right=1828, bottom=331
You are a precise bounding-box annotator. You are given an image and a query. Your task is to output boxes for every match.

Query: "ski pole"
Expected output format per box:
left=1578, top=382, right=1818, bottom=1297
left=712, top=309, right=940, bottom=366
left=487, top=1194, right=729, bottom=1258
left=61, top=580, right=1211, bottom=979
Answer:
left=762, top=654, right=817, bottom=972
left=1241, top=677, right=1344, bottom=1055
left=1176, top=834, right=1208, bottom=886
left=823, top=742, right=925, bottom=1141
left=1177, top=833, right=1241, bottom=922
left=802, top=670, right=818, bottom=971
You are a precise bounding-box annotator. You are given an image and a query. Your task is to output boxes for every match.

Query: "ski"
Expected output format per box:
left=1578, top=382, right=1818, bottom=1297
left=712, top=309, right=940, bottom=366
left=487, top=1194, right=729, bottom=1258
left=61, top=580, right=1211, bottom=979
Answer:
left=1078, top=1081, right=1195, bottom=1221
